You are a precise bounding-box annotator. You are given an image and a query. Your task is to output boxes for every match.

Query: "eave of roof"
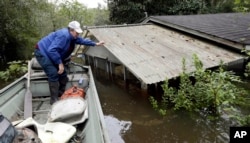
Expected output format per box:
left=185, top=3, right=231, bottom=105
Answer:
left=142, top=13, right=250, bottom=51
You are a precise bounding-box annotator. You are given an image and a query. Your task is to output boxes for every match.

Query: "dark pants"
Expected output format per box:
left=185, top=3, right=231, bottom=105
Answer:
left=34, top=49, right=67, bottom=82
left=34, top=49, right=68, bottom=104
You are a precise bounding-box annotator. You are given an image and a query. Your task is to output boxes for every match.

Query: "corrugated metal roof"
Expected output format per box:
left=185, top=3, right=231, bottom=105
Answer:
left=85, top=46, right=121, bottom=63
left=88, top=24, right=244, bottom=84
left=143, top=13, right=250, bottom=50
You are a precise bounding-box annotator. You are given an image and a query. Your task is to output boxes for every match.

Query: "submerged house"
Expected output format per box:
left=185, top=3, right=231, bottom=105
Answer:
left=77, top=12, right=250, bottom=90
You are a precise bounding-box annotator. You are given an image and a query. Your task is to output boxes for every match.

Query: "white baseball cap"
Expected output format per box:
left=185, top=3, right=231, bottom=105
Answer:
left=68, top=21, right=83, bottom=33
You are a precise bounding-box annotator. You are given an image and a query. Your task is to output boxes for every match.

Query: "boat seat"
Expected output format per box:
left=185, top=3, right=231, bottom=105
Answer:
left=49, top=97, right=88, bottom=125
left=31, top=58, right=43, bottom=71
left=15, top=117, right=76, bottom=143
left=29, top=58, right=46, bottom=77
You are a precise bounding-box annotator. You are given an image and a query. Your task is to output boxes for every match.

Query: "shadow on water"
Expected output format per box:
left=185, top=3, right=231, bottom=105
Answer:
left=93, top=68, right=234, bottom=143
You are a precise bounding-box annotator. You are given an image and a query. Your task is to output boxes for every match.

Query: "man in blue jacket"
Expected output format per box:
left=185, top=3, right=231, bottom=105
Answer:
left=34, top=21, right=104, bottom=104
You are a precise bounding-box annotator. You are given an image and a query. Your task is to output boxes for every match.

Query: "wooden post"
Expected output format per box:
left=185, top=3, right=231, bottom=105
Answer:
left=123, top=65, right=126, bottom=81
left=141, top=82, right=147, bottom=90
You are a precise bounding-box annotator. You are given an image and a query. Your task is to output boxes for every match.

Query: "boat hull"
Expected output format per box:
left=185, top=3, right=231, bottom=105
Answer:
left=0, top=62, right=110, bottom=143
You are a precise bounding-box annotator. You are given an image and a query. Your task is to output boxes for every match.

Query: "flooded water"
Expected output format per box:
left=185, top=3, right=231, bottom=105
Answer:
left=94, top=72, right=233, bottom=143
left=0, top=64, right=248, bottom=143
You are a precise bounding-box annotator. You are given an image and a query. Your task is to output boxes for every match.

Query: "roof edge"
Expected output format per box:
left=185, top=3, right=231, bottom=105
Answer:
left=86, top=23, right=152, bottom=30
left=143, top=17, right=245, bottom=51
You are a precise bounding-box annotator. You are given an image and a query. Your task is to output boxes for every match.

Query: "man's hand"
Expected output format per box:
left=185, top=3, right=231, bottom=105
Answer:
left=96, top=41, right=105, bottom=46
left=58, top=63, right=64, bottom=74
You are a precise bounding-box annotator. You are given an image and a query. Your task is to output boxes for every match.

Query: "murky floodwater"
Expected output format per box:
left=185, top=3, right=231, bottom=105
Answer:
left=0, top=65, right=249, bottom=143
left=94, top=73, right=233, bottom=143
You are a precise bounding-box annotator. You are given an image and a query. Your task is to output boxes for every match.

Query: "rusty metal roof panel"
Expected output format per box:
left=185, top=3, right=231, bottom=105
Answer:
left=143, top=13, right=250, bottom=50
left=88, top=24, right=244, bottom=84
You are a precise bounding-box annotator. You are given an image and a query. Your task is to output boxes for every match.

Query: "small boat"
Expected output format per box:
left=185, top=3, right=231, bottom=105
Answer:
left=0, top=58, right=110, bottom=143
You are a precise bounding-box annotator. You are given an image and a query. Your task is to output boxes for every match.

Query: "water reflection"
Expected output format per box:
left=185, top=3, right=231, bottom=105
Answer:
left=105, top=115, right=132, bottom=143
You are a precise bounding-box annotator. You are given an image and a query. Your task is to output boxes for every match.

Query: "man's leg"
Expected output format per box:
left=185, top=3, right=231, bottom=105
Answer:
left=46, top=67, right=60, bottom=104
left=48, top=81, right=59, bottom=104
left=58, top=75, right=69, bottom=97
left=34, top=49, right=59, bottom=105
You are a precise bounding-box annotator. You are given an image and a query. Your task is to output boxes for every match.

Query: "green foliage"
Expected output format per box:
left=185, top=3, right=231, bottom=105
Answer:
left=57, top=0, right=88, bottom=26
left=233, top=0, right=250, bottom=12
left=234, top=114, right=250, bottom=126
left=149, top=96, right=167, bottom=116
left=0, top=61, right=27, bottom=82
left=0, top=0, right=110, bottom=68
left=149, top=96, right=159, bottom=110
left=149, top=77, right=175, bottom=116
left=169, top=0, right=202, bottom=15
left=93, top=6, right=111, bottom=26
left=55, top=0, right=110, bottom=27
left=169, top=0, right=235, bottom=14
left=0, top=0, right=40, bottom=61
left=144, top=0, right=172, bottom=16
left=108, top=0, right=235, bottom=24
left=149, top=54, right=248, bottom=124
left=109, top=1, right=145, bottom=24
left=243, top=50, right=250, bottom=78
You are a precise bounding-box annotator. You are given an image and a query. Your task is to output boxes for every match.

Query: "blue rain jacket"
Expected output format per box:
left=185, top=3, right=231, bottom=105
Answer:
left=37, top=28, right=96, bottom=65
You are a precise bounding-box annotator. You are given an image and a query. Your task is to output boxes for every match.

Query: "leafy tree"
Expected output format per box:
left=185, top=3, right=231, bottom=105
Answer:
left=33, top=0, right=90, bottom=35
left=93, top=5, right=111, bottom=25
left=0, top=0, right=40, bottom=61
left=145, top=0, right=173, bottom=16
left=0, top=0, right=110, bottom=69
left=56, top=0, right=89, bottom=26
left=169, top=0, right=202, bottom=15
left=233, top=0, right=250, bottom=12
left=108, top=0, right=236, bottom=24
left=109, top=0, right=145, bottom=24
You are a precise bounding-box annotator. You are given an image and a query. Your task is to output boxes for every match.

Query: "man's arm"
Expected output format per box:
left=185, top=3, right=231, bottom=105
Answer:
left=95, top=41, right=105, bottom=46
left=76, top=37, right=105, bottom=46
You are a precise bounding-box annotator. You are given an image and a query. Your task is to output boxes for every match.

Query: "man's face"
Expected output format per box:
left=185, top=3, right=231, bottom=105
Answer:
left=71, top=30, right=79, bottom=39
